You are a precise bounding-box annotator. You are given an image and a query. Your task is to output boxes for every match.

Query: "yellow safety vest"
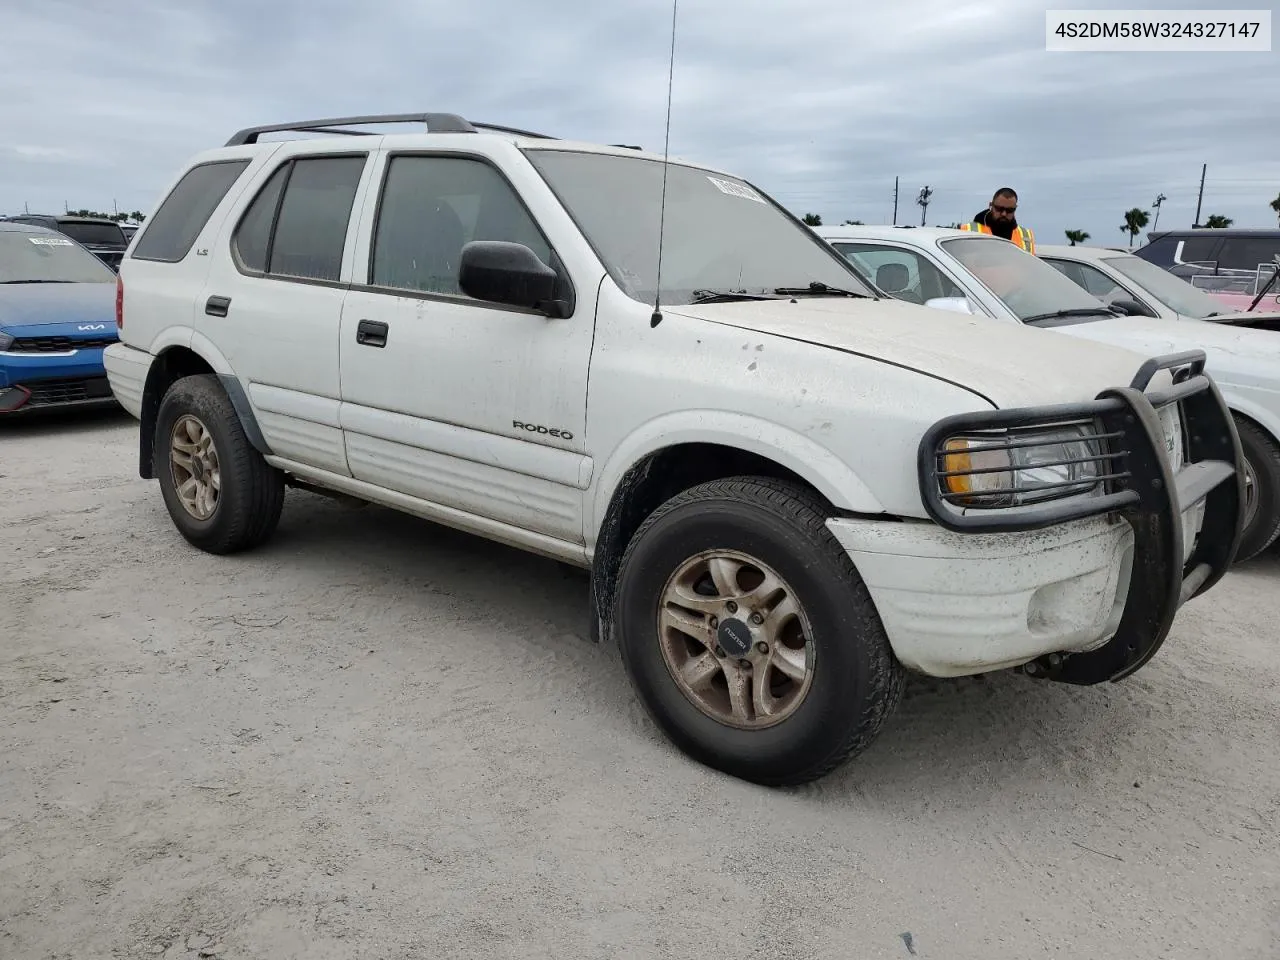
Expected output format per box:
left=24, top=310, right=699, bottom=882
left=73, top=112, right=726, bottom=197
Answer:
left=959, top=221, right=1036, bottom=254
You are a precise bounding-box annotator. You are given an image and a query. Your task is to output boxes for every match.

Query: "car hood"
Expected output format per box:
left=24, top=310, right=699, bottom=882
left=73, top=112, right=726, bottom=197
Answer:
left=1051, top=313, right=1280, bottom=388
left=0, top=282, right=116, bottom=330
left=665, top=297, right=1163, bottom=409
left=1196, top=308, right=1280, bottom=332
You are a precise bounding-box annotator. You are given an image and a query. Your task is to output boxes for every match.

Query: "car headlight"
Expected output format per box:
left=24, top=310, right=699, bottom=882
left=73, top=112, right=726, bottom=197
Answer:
left=939, top=423, right=1107, bottom=508
left=0, top=331, right=12, bottom=351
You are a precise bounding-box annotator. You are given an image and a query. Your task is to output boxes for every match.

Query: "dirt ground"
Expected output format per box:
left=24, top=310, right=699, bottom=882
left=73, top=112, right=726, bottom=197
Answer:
left=2, top=407, right=1278, bottom=960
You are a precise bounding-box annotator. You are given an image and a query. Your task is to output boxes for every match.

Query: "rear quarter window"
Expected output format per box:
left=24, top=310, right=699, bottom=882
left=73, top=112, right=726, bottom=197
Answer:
left=132, top=159, right=252, bottom=263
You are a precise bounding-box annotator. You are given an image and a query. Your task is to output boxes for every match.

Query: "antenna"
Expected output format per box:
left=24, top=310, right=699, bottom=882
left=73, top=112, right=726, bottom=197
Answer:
left=650, top=0, right=679, bottom=329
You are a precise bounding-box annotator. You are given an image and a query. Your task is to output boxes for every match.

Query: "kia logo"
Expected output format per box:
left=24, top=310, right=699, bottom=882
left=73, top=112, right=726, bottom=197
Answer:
left=78, top=323, right=106, bottom=331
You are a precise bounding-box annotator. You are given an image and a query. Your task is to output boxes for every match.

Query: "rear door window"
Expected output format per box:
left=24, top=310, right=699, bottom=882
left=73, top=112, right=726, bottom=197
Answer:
left=1178, top=236, right=1221, bottom=267
left=132, top=159, right=252, bottom=262
left=232, top=155, right=367, bottom=282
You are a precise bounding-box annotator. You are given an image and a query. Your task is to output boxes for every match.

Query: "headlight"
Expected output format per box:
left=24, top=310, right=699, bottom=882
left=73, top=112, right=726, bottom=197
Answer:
left=0, top=331, right=12, bottom=351
left=939, top=423, right=1107, bottom=508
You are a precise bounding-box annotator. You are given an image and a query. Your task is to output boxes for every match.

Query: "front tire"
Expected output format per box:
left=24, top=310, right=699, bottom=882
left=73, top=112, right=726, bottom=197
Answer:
left=154, top=374, right=285, bottom=554
left=1233, top=414, right=1280, bottom=562
left=613, top=476, right=906, bottom=786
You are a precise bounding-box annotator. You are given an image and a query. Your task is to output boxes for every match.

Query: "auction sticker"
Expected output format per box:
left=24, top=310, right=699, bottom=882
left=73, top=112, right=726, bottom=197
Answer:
left=28, top=236, right=73, bottom=245
left=707, top=176, right=766, bottom=203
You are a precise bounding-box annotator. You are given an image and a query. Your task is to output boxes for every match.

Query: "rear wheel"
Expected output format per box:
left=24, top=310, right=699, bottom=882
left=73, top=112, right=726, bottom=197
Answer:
left=1233, top=415, right=1280, bottom=562
left=154, top=374, right=284, bottom=554
left=614, top=476, right=905, bottom=786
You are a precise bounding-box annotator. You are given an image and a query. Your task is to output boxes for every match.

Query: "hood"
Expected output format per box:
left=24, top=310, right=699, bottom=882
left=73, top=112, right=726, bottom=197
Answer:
left=0, top=282, right=117, bottom=331
left=1052, top=313, right=1280, bottom=390
left=666, top=297, right=1164, bottom=409
left=1198, top=308, right=1280, bottom=332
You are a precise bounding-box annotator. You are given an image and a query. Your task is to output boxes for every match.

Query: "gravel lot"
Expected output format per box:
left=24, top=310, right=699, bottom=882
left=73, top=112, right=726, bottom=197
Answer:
left=2, top=408, right=1278, bottom=960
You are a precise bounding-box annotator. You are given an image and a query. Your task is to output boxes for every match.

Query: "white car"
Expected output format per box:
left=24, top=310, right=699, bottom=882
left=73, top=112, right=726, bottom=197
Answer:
left=103, top=114, right=1242, bottom=786
left=1037, top=242, right=1280, bottom=329
left=816, top=224, right=1279, bottom=562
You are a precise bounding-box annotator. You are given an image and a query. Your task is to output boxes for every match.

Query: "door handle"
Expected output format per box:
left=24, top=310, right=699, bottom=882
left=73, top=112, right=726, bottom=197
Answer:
left=356, top=319, right=388, bottom=348
left=205, top=295, right=231, bottom=317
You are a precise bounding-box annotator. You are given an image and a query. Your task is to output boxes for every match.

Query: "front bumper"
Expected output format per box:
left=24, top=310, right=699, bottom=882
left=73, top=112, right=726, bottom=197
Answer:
left=0, top=345, right=118, bottom=415
left=828, top=514, right=1137, bottom=676
left=869, top=350, right=1243, bottom=684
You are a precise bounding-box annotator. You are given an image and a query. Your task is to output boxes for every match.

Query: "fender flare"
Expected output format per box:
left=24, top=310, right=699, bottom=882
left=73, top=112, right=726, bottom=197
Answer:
left=139, top=334, right=271, bottom=476
left=587, top=410, right=890, bottom=546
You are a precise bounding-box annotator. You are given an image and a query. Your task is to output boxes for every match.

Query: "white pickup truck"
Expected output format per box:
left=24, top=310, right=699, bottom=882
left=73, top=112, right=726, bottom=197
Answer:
left=103, top=113, right=1244, bottom=786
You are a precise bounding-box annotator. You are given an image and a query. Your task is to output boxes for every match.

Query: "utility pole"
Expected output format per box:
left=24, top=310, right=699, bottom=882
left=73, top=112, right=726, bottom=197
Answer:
left=1193, top=164, right=1206, bottom=226
left=892, top=176, right=899, bottom=226
left=916, top=185, right=932, bottom=226
left=1151, top=192, right=1167, bottom=230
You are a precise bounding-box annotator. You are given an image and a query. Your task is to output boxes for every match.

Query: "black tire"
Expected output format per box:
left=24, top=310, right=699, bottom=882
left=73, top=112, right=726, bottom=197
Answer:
left=613, top=476, right=906, bottom=787
left=154, top=374, right=285, bottom=554
left=1233, top=414, right=1280, bottom=562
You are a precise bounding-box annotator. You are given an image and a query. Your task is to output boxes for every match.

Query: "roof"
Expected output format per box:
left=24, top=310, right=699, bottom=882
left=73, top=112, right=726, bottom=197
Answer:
left=812, top=224, right=993, bottom=247
left=214, top=110, right=728, bottom=174
left=0, top=220, right=62, bottom=236
left=1148, top=227, right=1280, bottom=239
left=1035, top=243, right=1134, bottom=261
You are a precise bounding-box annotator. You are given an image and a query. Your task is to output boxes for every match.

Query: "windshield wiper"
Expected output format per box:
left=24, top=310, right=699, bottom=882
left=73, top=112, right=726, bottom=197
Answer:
left=688, top=289, right=774, bottom=304
left=773, top=281, right=873, bottom=299
left=1023, top=307, right=1119, bottom=325
left=1, top=279, right=74, bottom=284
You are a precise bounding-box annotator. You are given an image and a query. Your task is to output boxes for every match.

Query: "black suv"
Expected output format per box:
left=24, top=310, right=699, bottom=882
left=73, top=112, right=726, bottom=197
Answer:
left=1135, top=227, right=1280, bottom=280
left=0, top=214, right=129, bottom=271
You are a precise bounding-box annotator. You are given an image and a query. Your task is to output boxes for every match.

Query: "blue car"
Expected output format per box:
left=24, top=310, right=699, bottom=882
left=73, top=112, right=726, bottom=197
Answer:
left=0, top=221, right=119, bottom=416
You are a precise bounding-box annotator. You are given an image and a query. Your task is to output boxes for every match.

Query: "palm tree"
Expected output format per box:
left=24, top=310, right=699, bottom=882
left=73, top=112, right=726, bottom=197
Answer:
left=1121, top=207, right=1150, bottom=246
left=1271, top=193, right=1280, bottom=226
left=1204, top=214, right=1234, bottom=228
left=1065, top=229, right=1090, bottom=246
left=802, top=213, right=822, bottom=226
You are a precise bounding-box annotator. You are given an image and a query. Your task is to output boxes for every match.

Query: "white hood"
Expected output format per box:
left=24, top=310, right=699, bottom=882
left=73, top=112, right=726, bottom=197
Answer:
left=666, top=297, right=1170, bottom=409
left=1050, top=314, right=1280, bottom=391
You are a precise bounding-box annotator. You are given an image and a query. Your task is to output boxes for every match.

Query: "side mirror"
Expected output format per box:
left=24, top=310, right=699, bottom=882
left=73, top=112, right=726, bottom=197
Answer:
left=1109, top=298, right=1151, bottom=317
left=924, top=296, right=975, bottom=315
left=458, top=241, right=567, bottom=317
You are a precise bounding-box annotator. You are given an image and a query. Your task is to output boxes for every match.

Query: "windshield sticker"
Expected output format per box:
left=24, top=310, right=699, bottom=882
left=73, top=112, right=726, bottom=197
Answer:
left=28, top=236, right=74, bottom=246
left=707, top=176, right=766, bottom=203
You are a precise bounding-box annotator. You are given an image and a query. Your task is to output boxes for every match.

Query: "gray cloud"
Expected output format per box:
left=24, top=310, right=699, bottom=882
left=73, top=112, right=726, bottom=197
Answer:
left=2, top=0, right=1276, bottom=242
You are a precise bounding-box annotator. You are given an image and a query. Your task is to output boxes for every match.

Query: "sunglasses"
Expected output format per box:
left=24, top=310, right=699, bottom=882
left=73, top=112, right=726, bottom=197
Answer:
left=991, top=203, right=1017, bottom=214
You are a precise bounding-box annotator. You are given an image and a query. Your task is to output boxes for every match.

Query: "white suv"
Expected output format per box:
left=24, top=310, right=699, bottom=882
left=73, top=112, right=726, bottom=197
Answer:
left=104, top=113, right=1244, bottom=786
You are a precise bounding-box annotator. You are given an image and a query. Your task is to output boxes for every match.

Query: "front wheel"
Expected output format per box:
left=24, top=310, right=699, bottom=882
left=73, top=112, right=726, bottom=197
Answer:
left=613, top=476, right=905, bottom=786
left=154, top=374, right=285, bottom=554
left=1233, top=415, right=1280, bottom=562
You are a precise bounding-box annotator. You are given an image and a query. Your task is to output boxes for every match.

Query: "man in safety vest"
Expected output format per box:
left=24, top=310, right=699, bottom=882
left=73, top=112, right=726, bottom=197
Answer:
left=959, top=187, right=1035, bottom=253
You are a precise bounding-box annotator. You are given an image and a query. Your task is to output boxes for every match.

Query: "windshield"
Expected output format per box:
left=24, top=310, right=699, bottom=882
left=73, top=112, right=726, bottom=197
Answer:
left=0, top=232, right=117, bottom=283
left=59, top=221, right=126, bottom=246
left=1103, top=252, right=1245, bottom=318
left=940, top=236, right=1114, bottom=323
left=523, top=149, right=877, bottom=305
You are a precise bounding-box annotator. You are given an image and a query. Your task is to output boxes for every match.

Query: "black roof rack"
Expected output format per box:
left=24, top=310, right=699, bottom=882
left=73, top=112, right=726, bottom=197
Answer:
left=224, top=113, right=557, bottom=146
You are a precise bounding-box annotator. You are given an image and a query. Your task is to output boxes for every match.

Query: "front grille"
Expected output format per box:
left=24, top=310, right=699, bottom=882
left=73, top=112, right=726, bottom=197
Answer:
left=24, top=376, right=113, bottom=406
left=6, top=335, right=116, bottom=353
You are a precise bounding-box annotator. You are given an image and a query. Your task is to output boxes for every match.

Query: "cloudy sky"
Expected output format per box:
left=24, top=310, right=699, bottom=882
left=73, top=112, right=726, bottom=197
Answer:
left=2, top=0, right=1277, bottom=245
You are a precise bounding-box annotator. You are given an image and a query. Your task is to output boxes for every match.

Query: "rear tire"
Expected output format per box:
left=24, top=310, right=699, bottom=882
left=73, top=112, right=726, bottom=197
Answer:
left=613, top=476, right=905, bottom=787
left=1233, top=415, right=1280, bottom=562
left=154, top=374, right=284, bottom=554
